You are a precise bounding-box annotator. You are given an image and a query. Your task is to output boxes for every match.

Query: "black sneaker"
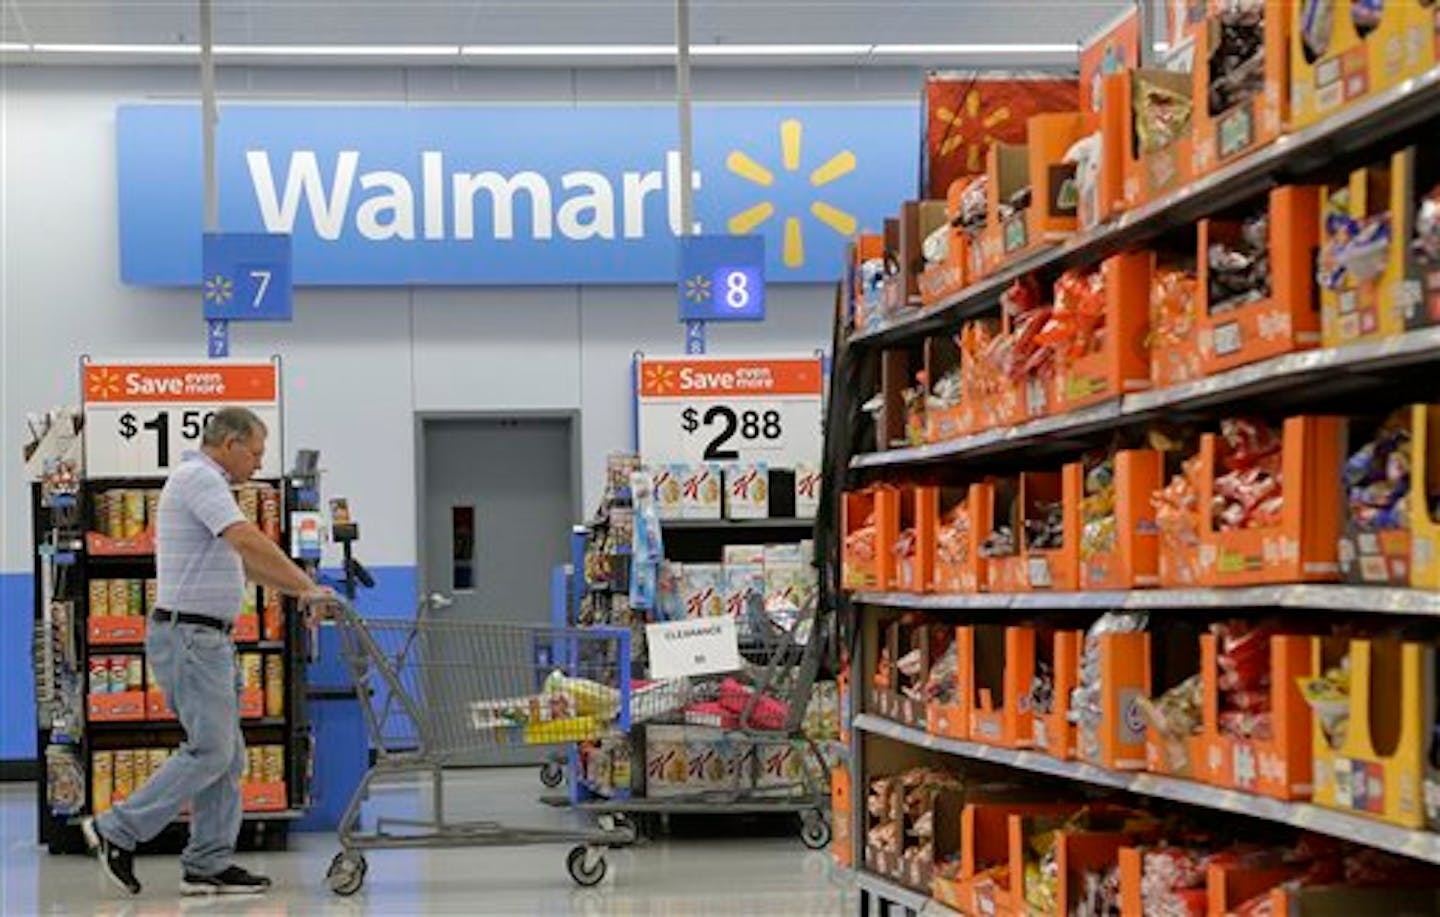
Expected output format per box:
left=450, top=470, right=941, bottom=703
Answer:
left=81, top=816, right=141, bottom=896
left=180, top=865, right=273, bottom=896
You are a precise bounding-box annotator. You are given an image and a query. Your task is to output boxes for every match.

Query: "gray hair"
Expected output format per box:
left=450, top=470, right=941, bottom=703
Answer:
left=202, top=406, right=268, bottom=447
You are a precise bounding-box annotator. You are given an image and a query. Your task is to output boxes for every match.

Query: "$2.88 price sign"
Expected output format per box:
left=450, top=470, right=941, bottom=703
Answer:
left=680, top=405, right=783, bottom=461
left=82, top=362, right=282, bottom=479
left=637, top=356, right=822, bottom=469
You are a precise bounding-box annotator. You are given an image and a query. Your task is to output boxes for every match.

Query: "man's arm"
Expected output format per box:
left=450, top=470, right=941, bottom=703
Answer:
left=222, top=521, right=328, bottom=600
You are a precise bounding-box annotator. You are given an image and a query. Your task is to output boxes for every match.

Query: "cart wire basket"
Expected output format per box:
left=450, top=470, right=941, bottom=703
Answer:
left=323, top=598, right=638, bottom=895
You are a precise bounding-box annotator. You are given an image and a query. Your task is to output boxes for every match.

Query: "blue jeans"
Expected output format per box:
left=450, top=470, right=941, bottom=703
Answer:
left=97, top=620, right=245, bottom=877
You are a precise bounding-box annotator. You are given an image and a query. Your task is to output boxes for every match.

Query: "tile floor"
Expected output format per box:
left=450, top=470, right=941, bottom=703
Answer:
left=1, top=768, right=854, bottom=916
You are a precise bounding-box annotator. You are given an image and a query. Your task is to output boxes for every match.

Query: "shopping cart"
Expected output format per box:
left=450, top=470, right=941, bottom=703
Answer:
left=573, top=592, right=838, bottom=850
left=322, top=599, right=638, bottom=896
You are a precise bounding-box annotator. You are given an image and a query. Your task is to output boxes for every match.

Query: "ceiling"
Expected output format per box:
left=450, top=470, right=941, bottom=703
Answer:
left=1, top=0, right=1128, bottom=66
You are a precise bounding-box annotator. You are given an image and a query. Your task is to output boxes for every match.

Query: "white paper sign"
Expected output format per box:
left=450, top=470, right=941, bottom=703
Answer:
left=636, top=356, right=823, bottom=468
left=646, top=617, right=742, bottom=679
left=82, top=360, right=282, bottom=479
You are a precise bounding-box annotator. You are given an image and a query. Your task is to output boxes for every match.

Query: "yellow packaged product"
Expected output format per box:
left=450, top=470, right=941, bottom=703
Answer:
left=108, top=580, right=129, bottom=617
left=113, top=751, right=135, bottom=801
left=122, top=490, right=146, bottom=538
left=149, top=748, right=169, bottom=777
left=263, top=746, right=284, bottom=783
left=92, top=752, right=114, bottom=813
left=89, top=580, right=110, bottom=617
left=265, top=656, right=285, bottom=718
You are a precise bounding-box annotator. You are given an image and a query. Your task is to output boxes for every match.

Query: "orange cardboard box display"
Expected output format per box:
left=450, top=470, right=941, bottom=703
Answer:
left=1077, top=630, right=1151, bottom=771
left=1197, top=415, right=1345, bottom=587
left=1033, top=630, right=1084, bottom=760
left=931, top=483, right=993, bottom=594
left=961, top=625, right=1036, bottom=749
left=1058, top=252, right=1153, bottom=412
left=1079, top=449, right=1163, bottom=591
left=831, top=765, right=853, bottom=868
left=1198, top=186, right=1323, bottom=375
left=1012, top=810, right=1158, bottom=917
left=926, top=625, right=969, bottom=741
left=986, top=467, right=1083, bottom=593
left=1119, top=67, right=1195, bottom=209
left=843, top=486, right=899, bottom=591
left=1149, top=255, right=1206, bottom=389
left=923, top=333, right=971, bottom=444
left=938, top=802, right=1079, bottom=916
left=961, top=318, right=1022, bottom=434
left=851, top=233, right=885, bottom=331
left=1191, top=2, right=1290, bottom=178
left=893, top=485, right=932, bottom=594
left=1409, top=404, right=1440, bottom=589
left=1196, top=632, right=1314, bottom=800
left=1025, top=111, right=1087, bottom=244
left=1205, top=862, right=1306, bottom=917
left=919, top=180, right=971, bottom=309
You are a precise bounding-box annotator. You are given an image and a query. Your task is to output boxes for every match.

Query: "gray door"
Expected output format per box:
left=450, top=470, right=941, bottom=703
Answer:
left=421, top=417, right=577, bottom=765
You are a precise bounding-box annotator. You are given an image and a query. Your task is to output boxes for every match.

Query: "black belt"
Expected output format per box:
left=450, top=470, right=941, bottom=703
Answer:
left=151, top=608, right=233, bottom=634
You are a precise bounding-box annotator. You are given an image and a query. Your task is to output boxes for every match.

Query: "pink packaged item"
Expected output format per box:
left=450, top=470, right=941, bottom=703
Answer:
left=718, top=677, right=790, bottom=730
left=684, top=702, right=740, bottom=730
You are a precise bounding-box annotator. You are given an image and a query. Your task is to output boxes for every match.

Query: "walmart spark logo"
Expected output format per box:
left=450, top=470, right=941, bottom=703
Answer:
left=203, top=274, right=234, bottom=306
left=643, top=363, right=678, bottom=394
left=725, top=118, right=858, bottom=268
left=683, top=273, right=713, bottom=303
left=86, top=367, right=123, bottom=400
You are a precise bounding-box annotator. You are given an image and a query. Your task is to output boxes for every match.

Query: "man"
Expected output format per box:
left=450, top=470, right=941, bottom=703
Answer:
left=83, top=407, right=334, bottom=896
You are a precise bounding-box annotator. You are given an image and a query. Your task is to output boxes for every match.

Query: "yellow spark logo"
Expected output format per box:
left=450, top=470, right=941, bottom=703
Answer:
left=204, top=274, right=234, bottom=305
left=935, top=90, right=1012, bottom=173
left=725, top=118, right=858, bottom=269
left=87, top=367, right=122, bottom=400
left=644, top=363, right=677, bottom=394
left=684, top=273, right=713, bottom=303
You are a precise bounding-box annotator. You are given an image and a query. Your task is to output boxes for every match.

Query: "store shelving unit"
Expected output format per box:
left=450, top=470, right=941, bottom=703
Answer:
left=31, top=477, right=310, bottom=855
left=826, top=43, right=1440, bottom=917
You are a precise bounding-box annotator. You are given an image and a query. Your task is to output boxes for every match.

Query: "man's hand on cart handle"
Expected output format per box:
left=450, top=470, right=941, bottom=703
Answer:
left=301, top=585, right=341, bottom=626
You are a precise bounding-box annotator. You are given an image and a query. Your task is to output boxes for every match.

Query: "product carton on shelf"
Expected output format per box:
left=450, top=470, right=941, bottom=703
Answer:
left=88, top=691, right=146, bottom=723
left=926, top=626, right=968, bottom=741
left=88, top=616, right=146, bottom=646
left=1117, top=67, right=1195, bottom=210
left=1289, top=0, right=1407, bottom=131
left=960, top=318, right=1020, bottom=435
left=1197, top=185, right=1323, bottom=375
left=721, top=463, right=769, bottom=520
left=1008, top=809, right=1157, bottom=917
left=1337, top=410, right=1417, bottom=586
left=1190, top=2, right=1290, bottom=179
left=988, top=465, right=1083, bottom=593
left=1197, top=415, right=1345, bottom=587
left=1077, top=630, right=1151, bottom=771
left=1205, top=862, right=1307, bottom=917
left=680, top=564, right=724, bottom=619
left=1079, top=448, right=1163, bottom=591
left=793, top=462, right=821, bottom=519
left=961, top=625, right=1036, bottom=749
left=851, top=233, right=886, bottom=332
left=863, top=774, right=904, bottom=881
left=1059, top=252, right=1153, bottom=413
left=679, top=463, right=722, bottom=520
left=830, top=765, right=852, bottom=868
left=1401, top=147, right=1440, bottom=332
left=1024, top=111, right=1087, bottom=244
left=936, top=801, right=1077, bottom=915
left=842, top=486, right=898, bottom=591
left=1319, top=153, right=1410, bottom=348
left=1033, top=630, right=1084, bottom=761
left=923, top=333, right=970, bottom=444
left=651, top=466, right=685, bottom=520
left=1196, top=632, right=1313, bottom=800
left=1308, top=636, right=1434, bottom=830
left=930, top=483, right=992, bottom=595
left=1412, top=405, right=1440, bottom=589
left=983, top=142, right=1039, bottom=271
left=896, top=486, right=935, bottom=594
left=918, top=180, right=970, bottom=309
left=1148, top=253, right=1205, bottom=389
left=877, top=619, right=932, bottom=729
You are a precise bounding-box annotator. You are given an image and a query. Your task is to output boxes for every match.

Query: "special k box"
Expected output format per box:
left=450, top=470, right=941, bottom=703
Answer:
left=681, top=463, right=723, bottom=520
left=682, top=563, right=725, bottom=619
left=795, top=462, right=822, bottom=519
left=724, top=463, right=769, bottom=519
left=651, top=466, right=685, bottom=520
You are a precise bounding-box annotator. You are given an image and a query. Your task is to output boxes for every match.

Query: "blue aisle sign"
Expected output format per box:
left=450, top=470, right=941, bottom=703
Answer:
left=117, top=103, right=920, bottom=286
left=202, top=233, right=293, bottom=321
left=678, top=234, right=765, bottom=321
left=685, top=319, right=708, bottom=355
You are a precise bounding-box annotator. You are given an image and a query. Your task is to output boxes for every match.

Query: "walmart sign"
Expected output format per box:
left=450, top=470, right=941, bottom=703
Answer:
left=117, top=103, right=919, bottom=286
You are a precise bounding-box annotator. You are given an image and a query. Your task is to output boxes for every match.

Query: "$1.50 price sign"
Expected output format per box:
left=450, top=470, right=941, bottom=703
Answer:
left=82, top=361, right=282, bottom=479
left=636, top=356, right=823, bottom=467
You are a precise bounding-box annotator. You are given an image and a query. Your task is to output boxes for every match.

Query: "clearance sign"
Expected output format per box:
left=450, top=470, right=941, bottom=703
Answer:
left=635, top=356, right=823, bottom=468
left=82, top=360, right=283, bottom=479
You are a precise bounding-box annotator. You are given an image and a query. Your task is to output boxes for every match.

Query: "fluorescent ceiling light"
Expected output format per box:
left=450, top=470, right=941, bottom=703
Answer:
left=34, top=43, right=199, bottom=55
left=462, top=44, right=675, bottom=57
left=0, top=42, right=31, bottom=52
left=694, top=44, right=870, bottom=56
left=872, top=43, right=1077, bottom=55
left=216, top=44, right=459, bottom=56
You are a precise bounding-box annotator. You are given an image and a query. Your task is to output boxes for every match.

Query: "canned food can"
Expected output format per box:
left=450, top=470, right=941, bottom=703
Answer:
left=127, top=580, right=144, bottom=617
left=144, top=491, right=161, bottom=532
left=265, top=656, right=285, bottom=718
left=263, top=746, right=284, bottom=784
left=89, top=580, right=110, bottom=617
left=109, top=656, right=128, bottom=695
left=108, top=580, right=130, bottom=617
left=144, top=579, right=158, bottom=616
left=105, top=492, right=124, bottom=538
left=122, top=490, right=146, bottom=539
left=127, top=656, right=144, bottom=691
left=92, top=752, right=114, bottom=813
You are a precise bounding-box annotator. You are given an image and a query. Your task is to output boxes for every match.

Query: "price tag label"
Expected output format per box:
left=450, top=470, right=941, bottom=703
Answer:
left=82, top=361, right=282, bottom=479
left=636, top=356, right=823, bottom=468
left=645, top=617, right=742, bottom=679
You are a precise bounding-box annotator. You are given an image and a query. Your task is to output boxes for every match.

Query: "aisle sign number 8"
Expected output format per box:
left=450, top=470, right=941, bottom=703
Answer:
left=713, top=265, right=763, bottom=318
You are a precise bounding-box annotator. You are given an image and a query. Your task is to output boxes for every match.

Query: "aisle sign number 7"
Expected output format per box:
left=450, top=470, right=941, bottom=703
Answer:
left=202, top=233, right=293, bottom=322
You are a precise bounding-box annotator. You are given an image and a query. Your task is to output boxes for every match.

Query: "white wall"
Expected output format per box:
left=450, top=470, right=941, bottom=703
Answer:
left=1, top=62, right=913, bottom=578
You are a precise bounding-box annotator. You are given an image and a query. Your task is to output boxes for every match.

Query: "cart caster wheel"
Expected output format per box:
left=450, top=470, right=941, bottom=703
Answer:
left=799, top=812, right=831, bottom=850
left=327, top=851, right=367, bottom=897
left=540, top=761, right=564, bottom=789
left=567, top=846, right=607, bottom=887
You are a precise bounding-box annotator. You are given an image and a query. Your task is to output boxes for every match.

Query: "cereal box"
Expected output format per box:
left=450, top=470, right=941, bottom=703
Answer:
left=644, top=726, right=691, bottom=797
left=651, top=466, right=685, bottom=520
left=657, top=562, right=684, bottom=621
left=723, top=463, right=769, bottom=520
left=794, top=462, right=822, bottom=519
left=721, top=564, right=765, bottom=632
left=764, top=545, right=816, bottom=612
left=722, top=544, right=766, bottom=565
left=680, top=463, right=723, bottom=520
left=681, top=564, right=725, bottom=619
